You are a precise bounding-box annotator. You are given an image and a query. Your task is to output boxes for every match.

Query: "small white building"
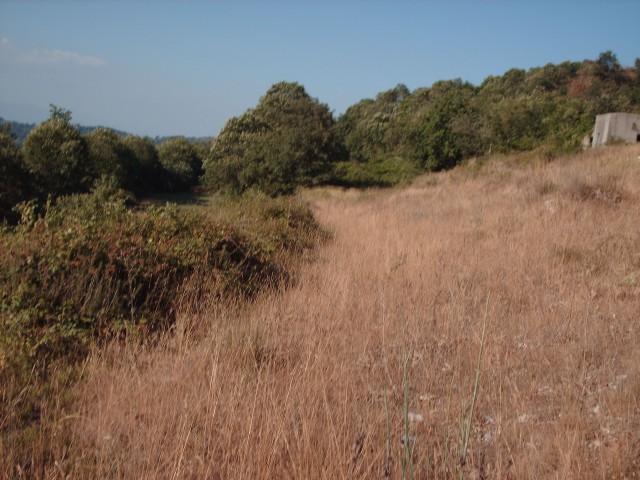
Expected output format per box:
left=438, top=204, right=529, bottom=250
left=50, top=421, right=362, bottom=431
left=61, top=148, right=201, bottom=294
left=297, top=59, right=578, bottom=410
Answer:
left=592, top=112, right=640, bottom=147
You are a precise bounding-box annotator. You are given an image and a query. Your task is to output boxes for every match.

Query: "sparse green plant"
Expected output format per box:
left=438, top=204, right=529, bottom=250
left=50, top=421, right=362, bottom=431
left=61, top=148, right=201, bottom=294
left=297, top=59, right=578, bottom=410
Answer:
left=384, top=387, right=392, bottom=477
left=459, top=296, right=489, bottom=479
left=537, top=180, right=557, bottom=195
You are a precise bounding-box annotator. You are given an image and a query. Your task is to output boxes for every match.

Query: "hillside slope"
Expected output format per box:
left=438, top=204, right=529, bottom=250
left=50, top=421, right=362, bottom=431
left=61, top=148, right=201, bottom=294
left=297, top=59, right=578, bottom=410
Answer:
left=13, top=144, right=640, bottom=478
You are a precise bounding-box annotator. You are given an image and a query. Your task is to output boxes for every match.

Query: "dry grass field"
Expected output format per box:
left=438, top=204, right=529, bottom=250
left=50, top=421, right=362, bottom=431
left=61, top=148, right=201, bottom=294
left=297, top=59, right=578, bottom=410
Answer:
left=10, top=145, right=640, bottom=479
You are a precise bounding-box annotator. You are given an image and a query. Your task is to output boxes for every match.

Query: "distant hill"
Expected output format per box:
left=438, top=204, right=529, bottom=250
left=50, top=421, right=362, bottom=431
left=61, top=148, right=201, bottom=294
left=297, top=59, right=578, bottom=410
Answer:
left=1, top=119, right=37, bottom=146
left=151, top=135, right=214, bottom=145
left=0, top=118, right=212, bottom=146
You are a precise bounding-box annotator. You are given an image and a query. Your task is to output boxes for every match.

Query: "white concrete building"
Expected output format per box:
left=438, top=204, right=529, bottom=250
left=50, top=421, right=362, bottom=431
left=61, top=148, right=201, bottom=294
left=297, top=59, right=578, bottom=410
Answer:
left=592, top=112, right=640, bottom=147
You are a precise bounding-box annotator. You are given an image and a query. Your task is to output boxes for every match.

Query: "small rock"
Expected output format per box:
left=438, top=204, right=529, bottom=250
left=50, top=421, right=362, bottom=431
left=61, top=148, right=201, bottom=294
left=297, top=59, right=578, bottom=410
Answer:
left=481, top=430, right=493, bottom=443
left=588, top=439, right=604, bottom=449
left=400, top=433, right=416, bottom=446
left=517, top=413, right=534, bottom=423
left=468, top=468, right=481, bottom=480
left=544, top=199, right=556, bottom=213
left=419, top=393, right=435, bottom=402
left=408, top=412, right=424, bottom=423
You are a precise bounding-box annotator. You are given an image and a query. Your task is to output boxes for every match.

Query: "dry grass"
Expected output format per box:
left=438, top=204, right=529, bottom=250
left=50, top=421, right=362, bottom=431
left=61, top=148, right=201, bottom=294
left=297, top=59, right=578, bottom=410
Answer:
left=6, top=144, right=640, bottom=479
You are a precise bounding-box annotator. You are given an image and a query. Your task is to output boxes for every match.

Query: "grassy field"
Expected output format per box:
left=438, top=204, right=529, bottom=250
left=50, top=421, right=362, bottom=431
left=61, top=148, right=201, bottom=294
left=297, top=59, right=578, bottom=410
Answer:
left=3, top=144, right=640, bottom=478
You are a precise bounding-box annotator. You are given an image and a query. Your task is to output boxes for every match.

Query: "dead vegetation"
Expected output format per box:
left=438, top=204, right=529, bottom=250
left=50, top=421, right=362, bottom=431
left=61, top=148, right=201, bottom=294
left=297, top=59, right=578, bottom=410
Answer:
left=4, top=144, right=640, bottom=479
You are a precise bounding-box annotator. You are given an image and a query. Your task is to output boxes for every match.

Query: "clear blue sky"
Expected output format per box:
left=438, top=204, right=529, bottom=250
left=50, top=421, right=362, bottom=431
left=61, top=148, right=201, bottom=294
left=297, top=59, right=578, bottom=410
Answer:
left=1, top=1, right=638, bottom=137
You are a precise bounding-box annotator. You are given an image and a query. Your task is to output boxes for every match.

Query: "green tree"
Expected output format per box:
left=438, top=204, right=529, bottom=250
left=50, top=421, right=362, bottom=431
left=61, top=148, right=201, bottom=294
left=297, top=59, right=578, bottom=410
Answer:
left=336, top=84, right=411, bottom=163
left=204, top=113, right=268, bottom=194
left=204, top=81, right=343, bottom=196
left=85, top=128, right=139, bottom=190
left=595, top=51, right=624, bottom=84
left=21, top=115, right=89, bottom=197
left=632, top=58, right=640, bottom=104
left=0, top=124, right=29, bottom=221
left=122, top=135, right=164, bottom=194
left=158, top=137, right=203, bottom=192
left=48, top=103, right=72, bottom=122
left=410, top=80, right=480, bottom=170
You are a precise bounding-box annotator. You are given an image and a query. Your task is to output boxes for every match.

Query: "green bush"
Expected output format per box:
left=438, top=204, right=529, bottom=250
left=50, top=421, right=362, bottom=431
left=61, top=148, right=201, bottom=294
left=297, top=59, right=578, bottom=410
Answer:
left=123, top=135, right=164, bottom=194
left=0, top=182, right=325, bottom=471
left=0, top=181, right=279, bottom=372
left=0, top=126, right=29, bottom=223
left=21, top=118, right=89, bottom=198
left=204, top=190, right=329, bottom=259
left=85, top=128, right=141, bottom=191
left=158, top=137, right=203, bottom=193
left=331, top=157, right=421, bottom=188
left=203, top=82, right=344, bottom=196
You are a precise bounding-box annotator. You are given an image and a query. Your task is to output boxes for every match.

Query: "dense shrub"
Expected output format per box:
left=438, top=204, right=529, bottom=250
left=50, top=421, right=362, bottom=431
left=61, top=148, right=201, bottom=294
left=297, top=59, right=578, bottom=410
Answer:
left=21, top=118, right=89, bottom=198
left=203, top=82, right=345, bottom=196
left=158, top=137, right=203, bottom=192
left=205, top=190, right=329, bottom=260
left=335, top=52, right=640, bottom=178
left=85, top=128, right=141, bottom=191
left=122, top=135, right=165, bottom=195
left=0, top=126, right=29, bottom=222
left=0, top=183, right=325, bottom=470
left=0, top=181, right=279, bottom=372
left=331, top=157, right=421, bottom=188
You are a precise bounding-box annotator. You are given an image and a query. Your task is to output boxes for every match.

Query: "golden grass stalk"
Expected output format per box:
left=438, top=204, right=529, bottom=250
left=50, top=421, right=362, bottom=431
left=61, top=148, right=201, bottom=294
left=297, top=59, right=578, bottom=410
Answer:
left=459, top=294, right=489, bottom=479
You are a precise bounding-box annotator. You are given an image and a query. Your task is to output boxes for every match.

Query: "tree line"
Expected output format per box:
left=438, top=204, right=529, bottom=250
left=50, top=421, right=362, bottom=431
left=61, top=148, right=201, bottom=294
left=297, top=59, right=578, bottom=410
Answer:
left=2, top=51, right=639, bottom=222
left=1, top=106, right=207, bottom=221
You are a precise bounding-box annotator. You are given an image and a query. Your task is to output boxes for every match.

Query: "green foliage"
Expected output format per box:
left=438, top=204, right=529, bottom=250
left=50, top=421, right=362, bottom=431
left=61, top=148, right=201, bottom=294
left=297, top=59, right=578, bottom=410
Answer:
left=48, top=103, right=72, bottom=123
left=0, top=125, right=29, bottom=222
left=158, top=137, right=203, bottom=192
left=8, top=52, right=640, bottom=202
left=122, top=134, right=165, bottom=194
left=204, top=81, right=344, bottom=196
left=335, top=52, right=640, bottom=178
left=204, top=190, right=328, bottom=261
left=0, top=182, right=282, bottom=374
left=85, top=128, right=140, bottom=190
left=337, top=84, right=409, bottom=163
left=332, top=157, right=421, bottom=188
left=21, top=118, right=89, bottom=197
left=0, top=118, right=36, bottom=147
left=594, top=51, right=624, bottom=84
left=0, top=184, right=324, bottom=470
left=411, top=80, right=480, bottom=170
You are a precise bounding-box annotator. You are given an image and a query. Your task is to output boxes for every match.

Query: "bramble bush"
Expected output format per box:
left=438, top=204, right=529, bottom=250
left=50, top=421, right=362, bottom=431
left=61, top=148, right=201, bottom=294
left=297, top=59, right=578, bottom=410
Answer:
left=0, top=181, right=325, bottom=469
left=331, top=157, right=421, bottom=188
left=203, top=189, right=328, bottom=261
left=0, top=180, right=281, bottom=374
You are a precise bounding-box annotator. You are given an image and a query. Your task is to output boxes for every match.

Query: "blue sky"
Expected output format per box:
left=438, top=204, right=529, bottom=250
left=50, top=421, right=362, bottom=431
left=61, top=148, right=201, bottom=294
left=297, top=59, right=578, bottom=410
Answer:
left=0, top=1, right=639, bottom=137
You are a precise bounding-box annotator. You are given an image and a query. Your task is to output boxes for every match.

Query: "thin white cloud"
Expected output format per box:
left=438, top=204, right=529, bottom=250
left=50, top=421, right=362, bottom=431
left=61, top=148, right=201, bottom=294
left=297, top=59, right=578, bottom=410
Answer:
left=0, top=38, right=105, bottom=67
left=0, top=38, right=13, bottom=63
left=18, top=48, right=106, bottom=67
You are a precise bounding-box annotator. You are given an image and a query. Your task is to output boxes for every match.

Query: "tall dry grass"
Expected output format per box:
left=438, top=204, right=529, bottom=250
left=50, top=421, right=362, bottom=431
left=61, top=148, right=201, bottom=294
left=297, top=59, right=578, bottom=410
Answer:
left=7, top=144, right=640, bottom=479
